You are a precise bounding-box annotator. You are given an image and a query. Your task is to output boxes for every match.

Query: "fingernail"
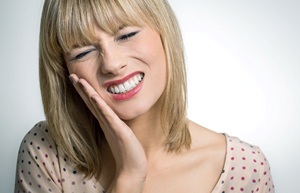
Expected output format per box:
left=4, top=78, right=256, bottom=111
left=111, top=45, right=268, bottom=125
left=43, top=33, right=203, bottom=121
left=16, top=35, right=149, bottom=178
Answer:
left=69, top=75, right=75, bottom=84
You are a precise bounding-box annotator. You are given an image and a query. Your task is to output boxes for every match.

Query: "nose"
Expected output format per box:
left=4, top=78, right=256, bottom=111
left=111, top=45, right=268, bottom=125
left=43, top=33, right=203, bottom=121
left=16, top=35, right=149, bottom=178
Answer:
left=100, top=44, right=127, bottom=75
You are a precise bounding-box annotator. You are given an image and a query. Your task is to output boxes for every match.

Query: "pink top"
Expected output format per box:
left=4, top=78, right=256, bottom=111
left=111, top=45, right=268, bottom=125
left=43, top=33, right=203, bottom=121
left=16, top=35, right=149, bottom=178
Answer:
left=15, top=121, right=274, bottom=193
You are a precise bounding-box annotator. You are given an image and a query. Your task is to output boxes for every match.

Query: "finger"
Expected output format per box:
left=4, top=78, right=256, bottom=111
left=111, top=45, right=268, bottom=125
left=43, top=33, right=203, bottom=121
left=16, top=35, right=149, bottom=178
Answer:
left=76, top=78, right=135, bottom=137
left=90, top=94, right=126, bottom=129
left=70, top=75, right=145, bottom=169
left=71, top=75, right=134, bottom=142
left=75, top=78, right=108, bottom=123
left=69, top=74, right=98, bottom=118
left=72, top=77, right=123, bottom=134
left=90, top=94, right=137, bottom=143
left=69, top=75, right=116, bottom=139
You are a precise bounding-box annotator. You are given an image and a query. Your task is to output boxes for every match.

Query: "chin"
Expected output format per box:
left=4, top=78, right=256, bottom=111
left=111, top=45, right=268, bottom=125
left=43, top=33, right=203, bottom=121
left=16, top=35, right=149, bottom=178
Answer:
left=113, top=103, right=152, bottom=121
left=116, top=109, right=146, bottom=121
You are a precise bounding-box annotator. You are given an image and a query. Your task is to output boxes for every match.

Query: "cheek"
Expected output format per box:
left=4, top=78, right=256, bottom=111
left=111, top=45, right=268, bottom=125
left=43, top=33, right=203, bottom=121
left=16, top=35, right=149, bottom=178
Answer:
left=67, top=58, right=99, bottom=79
left=67, top=60, right=107, bottom=96
left=66, top=52, right=100, bottom=74
left=149, top=43, right=167, bottom=83
left=139, top=36, right=164, bottom=60
left=133, top=35, right=167, bottom=74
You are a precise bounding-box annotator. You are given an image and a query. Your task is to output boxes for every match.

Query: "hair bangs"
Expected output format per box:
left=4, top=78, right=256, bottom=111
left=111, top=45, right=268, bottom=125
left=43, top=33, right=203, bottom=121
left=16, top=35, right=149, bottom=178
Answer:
left=56, top=0, right=160, bottom=53
left=90, top=0, right=152, bottom=34
left=56, top=1, right=98, bottom=53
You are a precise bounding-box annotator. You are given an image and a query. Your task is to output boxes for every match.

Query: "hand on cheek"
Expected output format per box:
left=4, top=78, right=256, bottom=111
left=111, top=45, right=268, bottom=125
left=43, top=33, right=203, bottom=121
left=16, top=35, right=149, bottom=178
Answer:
left=68, top=73, right=121, bottom=132
left=68, top=73, right=148, bottom=192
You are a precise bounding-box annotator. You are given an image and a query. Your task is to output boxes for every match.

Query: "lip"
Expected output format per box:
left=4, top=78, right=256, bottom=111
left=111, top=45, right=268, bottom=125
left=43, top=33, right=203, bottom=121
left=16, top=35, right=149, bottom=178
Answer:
left=104, top=71, right=142, bottom=87
left=104, top=71, right=144, bottom=101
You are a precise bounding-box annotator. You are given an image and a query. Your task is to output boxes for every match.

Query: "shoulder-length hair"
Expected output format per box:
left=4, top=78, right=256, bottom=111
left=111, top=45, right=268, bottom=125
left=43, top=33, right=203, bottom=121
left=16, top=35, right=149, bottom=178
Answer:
left=39, top=0, right=190, bottom=179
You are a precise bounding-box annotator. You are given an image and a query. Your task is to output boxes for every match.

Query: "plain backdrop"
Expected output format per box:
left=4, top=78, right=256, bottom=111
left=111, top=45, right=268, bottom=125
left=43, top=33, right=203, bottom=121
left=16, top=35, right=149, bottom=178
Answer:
left=1, top=0, right=299, bottom=192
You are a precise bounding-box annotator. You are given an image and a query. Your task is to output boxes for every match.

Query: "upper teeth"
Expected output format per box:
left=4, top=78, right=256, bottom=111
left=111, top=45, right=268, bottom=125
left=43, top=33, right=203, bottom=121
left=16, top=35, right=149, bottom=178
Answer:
left=108, top=73, right=144, bottom=94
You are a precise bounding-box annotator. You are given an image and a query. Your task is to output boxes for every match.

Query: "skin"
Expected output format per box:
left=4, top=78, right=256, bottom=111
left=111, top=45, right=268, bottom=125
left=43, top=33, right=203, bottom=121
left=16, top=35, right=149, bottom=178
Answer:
left=66, top=25, right=226, bottom=193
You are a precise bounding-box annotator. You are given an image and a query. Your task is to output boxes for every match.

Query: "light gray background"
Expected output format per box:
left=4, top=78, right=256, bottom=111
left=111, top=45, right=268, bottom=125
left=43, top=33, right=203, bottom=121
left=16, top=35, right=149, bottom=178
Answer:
left=1, top=0, right=299, bottom=192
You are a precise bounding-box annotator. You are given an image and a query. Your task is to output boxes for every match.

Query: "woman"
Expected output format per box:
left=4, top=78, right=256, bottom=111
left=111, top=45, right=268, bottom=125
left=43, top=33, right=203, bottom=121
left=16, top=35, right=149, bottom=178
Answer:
left=15, top=0, right=274, bottom=192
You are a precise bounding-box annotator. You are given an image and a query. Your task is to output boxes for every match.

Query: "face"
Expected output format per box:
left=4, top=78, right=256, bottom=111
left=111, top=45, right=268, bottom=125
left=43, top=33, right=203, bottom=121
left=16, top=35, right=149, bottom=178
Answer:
left=64, top=25, right=167, bottom=120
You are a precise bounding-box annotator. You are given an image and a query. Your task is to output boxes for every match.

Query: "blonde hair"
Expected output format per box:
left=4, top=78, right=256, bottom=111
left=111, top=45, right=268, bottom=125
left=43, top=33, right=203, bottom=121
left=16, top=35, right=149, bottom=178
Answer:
left=39, top=0, right=191, bottom=179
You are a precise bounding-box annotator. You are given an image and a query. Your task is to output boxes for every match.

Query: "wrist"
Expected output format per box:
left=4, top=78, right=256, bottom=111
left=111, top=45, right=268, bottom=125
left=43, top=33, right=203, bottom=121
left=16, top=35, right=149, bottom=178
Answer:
left=108, top=173, right=147, bottom=193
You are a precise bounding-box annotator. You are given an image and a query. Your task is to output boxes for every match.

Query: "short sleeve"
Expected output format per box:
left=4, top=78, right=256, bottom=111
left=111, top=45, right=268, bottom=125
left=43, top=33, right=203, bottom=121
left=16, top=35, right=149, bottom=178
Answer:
left=14, top=121, right=62, bottom=193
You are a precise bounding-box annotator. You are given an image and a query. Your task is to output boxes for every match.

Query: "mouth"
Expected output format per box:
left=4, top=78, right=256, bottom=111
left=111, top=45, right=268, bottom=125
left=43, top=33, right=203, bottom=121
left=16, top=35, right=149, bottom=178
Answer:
left=107, top=73, right=144, bottom=94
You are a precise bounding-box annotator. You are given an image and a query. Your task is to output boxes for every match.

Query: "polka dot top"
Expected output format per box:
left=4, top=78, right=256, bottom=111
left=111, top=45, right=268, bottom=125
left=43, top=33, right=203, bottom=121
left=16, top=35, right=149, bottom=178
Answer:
left=212, top=135, right=275, bottom=193
left=15, top=121, right=274, bottom=193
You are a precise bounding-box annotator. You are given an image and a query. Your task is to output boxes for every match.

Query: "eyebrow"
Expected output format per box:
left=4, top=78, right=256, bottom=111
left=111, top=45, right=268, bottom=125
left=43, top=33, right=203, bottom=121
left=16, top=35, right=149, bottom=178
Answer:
left=116, top=25, right=127, bottom=32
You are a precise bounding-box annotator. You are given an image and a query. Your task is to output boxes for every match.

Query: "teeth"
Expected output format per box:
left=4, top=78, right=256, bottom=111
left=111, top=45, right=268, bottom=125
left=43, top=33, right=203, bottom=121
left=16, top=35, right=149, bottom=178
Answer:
left=119, top=84, right=126, bottom=93
left=133, top=76, right=139, bottom=84
left=124, top=81, right=131, bottom=91
left=129, top=79, right=136, bottom=88
left=137, top=74, right=142, bottom=81
left=109, top=87, right=115, bottom=93
left=108, top=73, right=144, bottom=94
left=114, top=86, right=120, bottom=94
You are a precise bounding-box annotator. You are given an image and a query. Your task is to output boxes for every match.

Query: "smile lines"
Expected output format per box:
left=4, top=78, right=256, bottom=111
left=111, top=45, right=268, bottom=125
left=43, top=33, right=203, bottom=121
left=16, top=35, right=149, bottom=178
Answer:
left=107, top=73, right=144, bottom=94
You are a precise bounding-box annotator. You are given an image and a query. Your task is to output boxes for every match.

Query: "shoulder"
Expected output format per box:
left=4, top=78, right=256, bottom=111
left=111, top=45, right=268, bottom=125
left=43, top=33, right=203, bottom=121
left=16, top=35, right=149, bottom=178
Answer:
left=213, top=134, right=275, bottom=192
left=188, top=120, right=226, bottom=156
left=17, top=121, right=57, bottom=160
left=15, top=121, right=62, bottom=192
left=17, top=121, right=56, bottom=159
left=187, top=121, right=274, bottom=192
left=187, top=121, right=226, bottom=173
left=225, top=134, right=271, bottom=172
left=19, top=121, right=53, bottom=147
left=15, top=121, right=106, bottom=193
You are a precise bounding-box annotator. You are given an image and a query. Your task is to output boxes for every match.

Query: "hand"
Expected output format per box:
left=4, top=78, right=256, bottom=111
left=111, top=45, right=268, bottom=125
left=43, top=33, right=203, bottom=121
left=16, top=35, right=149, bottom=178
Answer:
left=69, top=74, right=147, bottom=193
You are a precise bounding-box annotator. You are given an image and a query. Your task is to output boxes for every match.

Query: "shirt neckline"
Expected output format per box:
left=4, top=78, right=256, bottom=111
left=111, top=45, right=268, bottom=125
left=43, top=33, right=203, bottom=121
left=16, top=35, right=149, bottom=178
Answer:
left=210, top=133, right=230, bottom=193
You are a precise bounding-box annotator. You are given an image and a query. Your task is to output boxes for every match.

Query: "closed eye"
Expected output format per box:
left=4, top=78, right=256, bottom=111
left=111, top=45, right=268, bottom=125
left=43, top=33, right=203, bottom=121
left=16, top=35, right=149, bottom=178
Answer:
left=71, top=49, right=96, bottom=61
left=117, top=31, right=139, bottom=41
